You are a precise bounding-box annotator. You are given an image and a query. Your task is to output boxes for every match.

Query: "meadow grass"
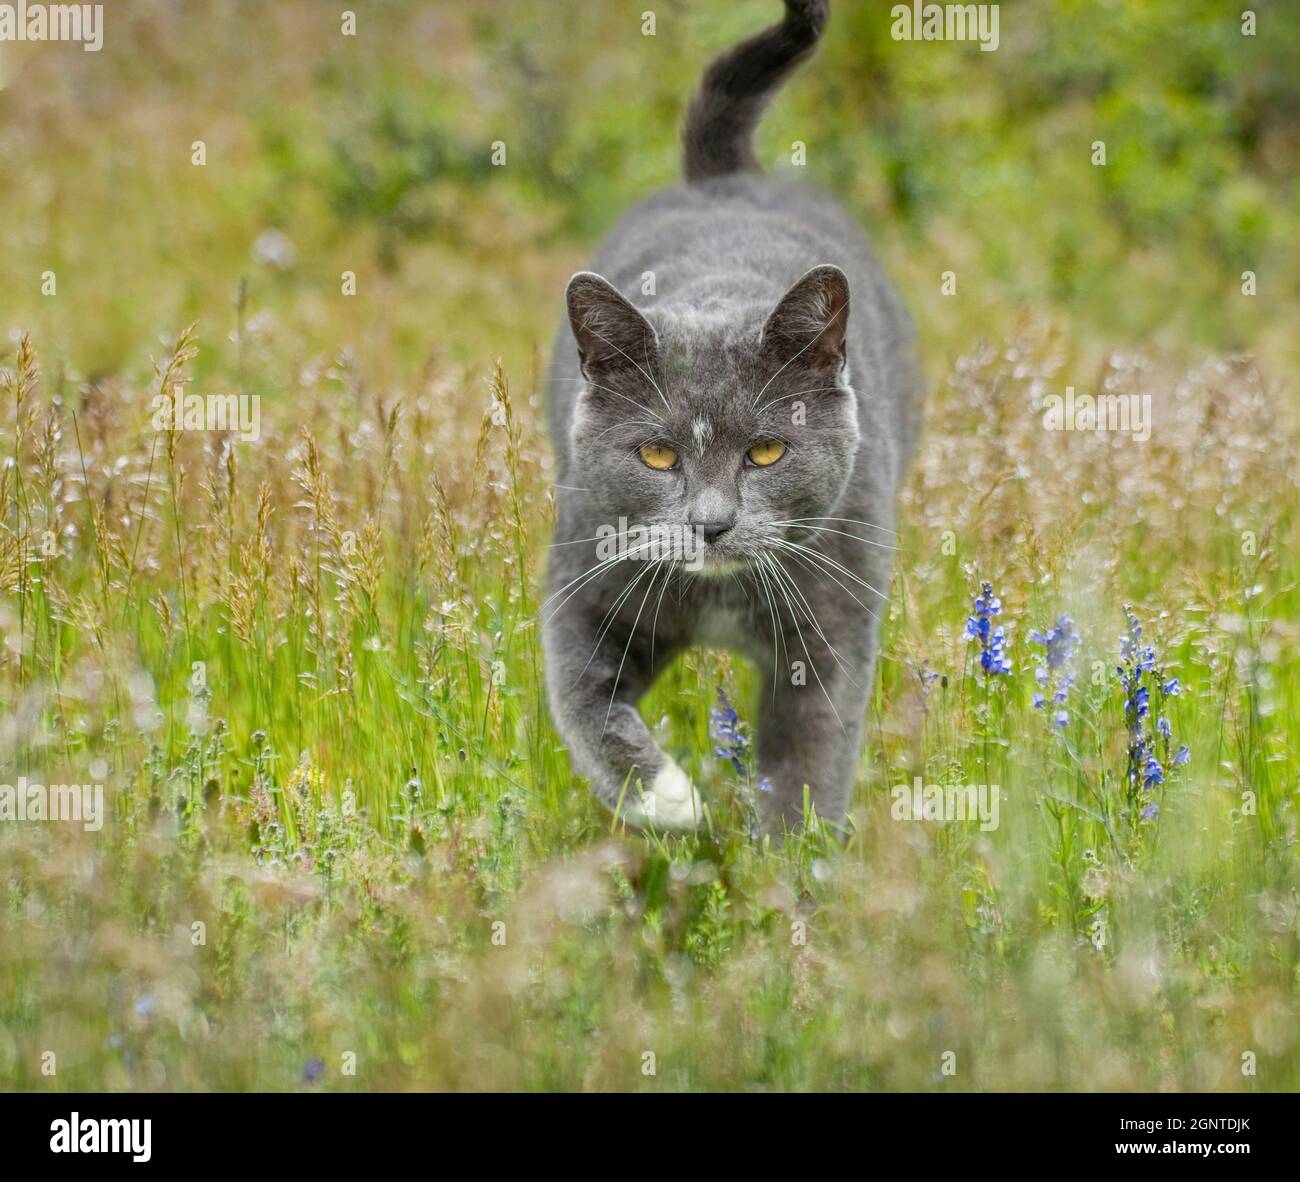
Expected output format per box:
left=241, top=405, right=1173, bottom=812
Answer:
left=0, top=1, right=1297, bottom=1091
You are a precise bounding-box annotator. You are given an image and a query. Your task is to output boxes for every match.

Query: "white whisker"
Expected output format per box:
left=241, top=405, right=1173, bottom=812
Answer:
left=771, top=520, right=898, bottom=551
left=759, top=553, right=848, bottom=734
left=583, top=326, right=672, bottom=412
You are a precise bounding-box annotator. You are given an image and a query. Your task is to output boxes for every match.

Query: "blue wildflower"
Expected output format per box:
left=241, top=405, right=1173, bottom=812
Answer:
left=980, top=627, right=1012, bottom=675
left=966, top=582, right=1002, bottom=629
left=1120, top=615, right=1156, bottom=674
left=966, top=583, right=1012, bottom=675
left=1031, top=614, right=1080, bottom=725
left=1126, top=684, right=1150, bottom=721
left=1030, top=614, right=1080, bottom=671
left=303, top=1057, right=324, bottom=1083
left=1118, top=607, right=1191, bottom=826
left=709, top=690, right=749, bottom=776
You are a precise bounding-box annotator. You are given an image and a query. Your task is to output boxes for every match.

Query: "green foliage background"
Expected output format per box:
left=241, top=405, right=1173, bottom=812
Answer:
left=2, top=1, right=1296, bottom=376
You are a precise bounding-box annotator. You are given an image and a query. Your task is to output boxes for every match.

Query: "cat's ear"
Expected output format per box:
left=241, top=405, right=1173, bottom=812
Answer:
left=761, top=264, right=850, bottom=376
left=565, top=272, right=658, bottom=378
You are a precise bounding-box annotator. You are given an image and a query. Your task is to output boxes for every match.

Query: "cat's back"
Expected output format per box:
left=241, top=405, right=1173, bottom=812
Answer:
left=586, top=173, right=876, bottom=296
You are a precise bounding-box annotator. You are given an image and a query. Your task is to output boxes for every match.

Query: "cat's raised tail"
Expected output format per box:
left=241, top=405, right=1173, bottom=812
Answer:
left=681, top=0, right=829, bottom=183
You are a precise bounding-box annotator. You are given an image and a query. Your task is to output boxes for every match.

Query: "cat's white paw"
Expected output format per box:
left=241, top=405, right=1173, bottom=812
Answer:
left=619, top=760, right=703, bottom=833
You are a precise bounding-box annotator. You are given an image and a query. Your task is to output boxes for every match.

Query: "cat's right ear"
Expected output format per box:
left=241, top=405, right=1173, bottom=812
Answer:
left=565, top=272, right=658, bottom=379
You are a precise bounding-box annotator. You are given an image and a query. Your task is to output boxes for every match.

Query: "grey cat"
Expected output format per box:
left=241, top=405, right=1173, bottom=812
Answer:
left=544, top=0, right=919, bottom=836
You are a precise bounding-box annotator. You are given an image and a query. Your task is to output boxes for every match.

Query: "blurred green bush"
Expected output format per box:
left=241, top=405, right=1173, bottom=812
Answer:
left=0, top=0, right=1295, bottom=371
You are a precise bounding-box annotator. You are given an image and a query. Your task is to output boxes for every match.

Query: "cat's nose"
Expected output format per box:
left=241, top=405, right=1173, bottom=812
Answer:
left=692, top=517, right=735, bottom=543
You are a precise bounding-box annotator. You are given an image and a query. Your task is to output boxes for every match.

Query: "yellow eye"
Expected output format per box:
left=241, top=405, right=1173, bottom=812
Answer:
left=639, top=444, right=680, bottom=471
left=746, top=439, right=786, bottom=467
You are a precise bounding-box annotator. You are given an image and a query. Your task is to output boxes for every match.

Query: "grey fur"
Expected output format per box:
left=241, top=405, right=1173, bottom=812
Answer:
left=681, top=0, right=828, bottom=182
left=543, top=0, right=920, bottom=835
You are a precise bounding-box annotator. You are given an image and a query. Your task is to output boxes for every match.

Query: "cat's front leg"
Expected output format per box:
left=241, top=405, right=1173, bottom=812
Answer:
left=544, top=606, right=703, bottom=833
left=756, top=653, right=868, bottom=837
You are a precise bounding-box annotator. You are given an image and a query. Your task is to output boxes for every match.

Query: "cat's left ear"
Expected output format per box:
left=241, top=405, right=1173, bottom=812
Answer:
left=761, top=264, right=850, bottom=376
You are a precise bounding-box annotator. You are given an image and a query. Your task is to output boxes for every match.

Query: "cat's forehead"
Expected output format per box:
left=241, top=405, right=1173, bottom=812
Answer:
left=660, top=367, right=758, bottom=441
left=652, top=311, right=763, bottom=409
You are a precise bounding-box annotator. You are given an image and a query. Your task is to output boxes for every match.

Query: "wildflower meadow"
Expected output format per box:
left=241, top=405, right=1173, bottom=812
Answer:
left=0, top=0, right=1298, bottom=1102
